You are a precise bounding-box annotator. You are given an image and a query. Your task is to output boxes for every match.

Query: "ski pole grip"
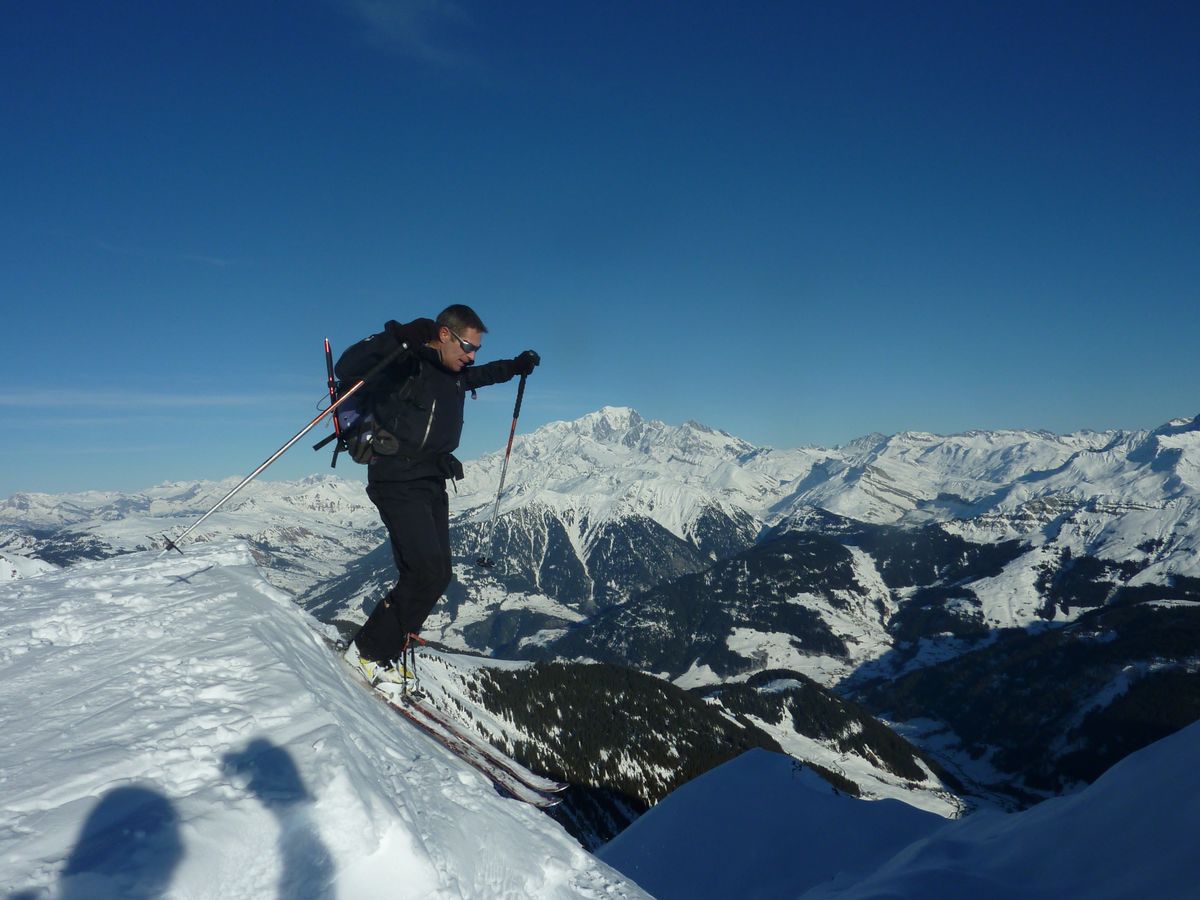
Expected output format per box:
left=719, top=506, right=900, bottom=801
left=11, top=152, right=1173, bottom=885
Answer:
left=512, top=372, right=527, bottom=420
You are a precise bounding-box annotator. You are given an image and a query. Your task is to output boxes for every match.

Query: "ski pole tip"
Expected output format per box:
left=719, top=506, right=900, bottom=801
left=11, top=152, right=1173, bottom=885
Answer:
left=158, top=534, right=183, bottom=555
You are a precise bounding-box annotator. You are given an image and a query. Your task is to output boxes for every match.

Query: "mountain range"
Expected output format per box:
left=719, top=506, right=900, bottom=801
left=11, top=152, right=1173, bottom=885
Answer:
left=5, top=405, right=1199, bottom=835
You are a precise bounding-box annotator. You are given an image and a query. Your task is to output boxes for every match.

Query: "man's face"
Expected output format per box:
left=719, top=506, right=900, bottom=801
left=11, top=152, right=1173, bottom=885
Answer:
left=434, top=325, right=482, bottom=372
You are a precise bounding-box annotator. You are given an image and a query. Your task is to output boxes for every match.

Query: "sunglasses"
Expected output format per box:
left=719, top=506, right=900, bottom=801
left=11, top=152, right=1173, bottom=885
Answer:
left=448, top=328, right=481, bottom=354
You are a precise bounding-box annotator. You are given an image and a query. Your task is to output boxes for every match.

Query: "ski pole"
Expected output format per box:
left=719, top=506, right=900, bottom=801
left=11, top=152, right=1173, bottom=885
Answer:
left=158, top=340, right=411, bottom=556
left=476, top=372, right=528, bottom=568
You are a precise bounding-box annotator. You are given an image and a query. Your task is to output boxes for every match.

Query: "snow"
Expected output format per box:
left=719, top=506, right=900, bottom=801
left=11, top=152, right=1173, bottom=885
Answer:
left=600, top=724, right=1200, bottom=899
left=0, top=540, right=646, bottom=899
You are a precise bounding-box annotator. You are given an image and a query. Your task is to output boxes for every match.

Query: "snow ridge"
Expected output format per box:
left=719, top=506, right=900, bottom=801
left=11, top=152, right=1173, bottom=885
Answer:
left=0, top=540, right=645, bottom=899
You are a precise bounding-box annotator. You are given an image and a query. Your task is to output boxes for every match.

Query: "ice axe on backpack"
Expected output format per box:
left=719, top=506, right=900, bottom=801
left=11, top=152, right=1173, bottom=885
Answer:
left=157, top=339, right=412, bottom=557
left=476, top=371, right=529, bottom=569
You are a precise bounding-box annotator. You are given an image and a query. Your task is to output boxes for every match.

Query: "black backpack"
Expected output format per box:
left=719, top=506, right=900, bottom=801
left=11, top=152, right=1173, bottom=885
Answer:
left=314, top=339, right=401, bottom=466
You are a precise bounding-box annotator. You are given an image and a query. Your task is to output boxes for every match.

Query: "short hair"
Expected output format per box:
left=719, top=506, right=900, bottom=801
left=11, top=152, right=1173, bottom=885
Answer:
left=436, top=304, right=488, bottom=335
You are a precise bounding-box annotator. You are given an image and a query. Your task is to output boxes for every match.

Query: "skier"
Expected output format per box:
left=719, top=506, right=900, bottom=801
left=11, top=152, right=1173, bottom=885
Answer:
left=336, top=304, right=539, bottom=683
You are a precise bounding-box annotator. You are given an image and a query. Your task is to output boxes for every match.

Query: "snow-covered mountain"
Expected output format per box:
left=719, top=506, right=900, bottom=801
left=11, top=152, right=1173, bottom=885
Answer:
left=369, top=407, right=1199, bottom=632
left=451, top=406, right=1175, bottom=532
left=0, top=475, right=382, bottom=597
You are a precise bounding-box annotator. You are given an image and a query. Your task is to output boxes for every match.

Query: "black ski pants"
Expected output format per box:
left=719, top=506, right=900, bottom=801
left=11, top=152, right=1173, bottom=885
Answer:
left=353, top=477, right=451, bottom=663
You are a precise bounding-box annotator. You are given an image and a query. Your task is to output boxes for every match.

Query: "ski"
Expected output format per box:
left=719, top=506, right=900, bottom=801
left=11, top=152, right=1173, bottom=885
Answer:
left=395, top=692, right=568, bottom=795
left=372, top=685, right=564, bottom=810
left=321, top=337, right=344, bottom=467
left=328, top=638, right=565, bottom=809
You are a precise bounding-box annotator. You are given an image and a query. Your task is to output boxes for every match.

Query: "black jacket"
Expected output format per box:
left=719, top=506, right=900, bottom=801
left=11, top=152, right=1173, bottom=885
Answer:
left=335, top=323, right=520, bottom=482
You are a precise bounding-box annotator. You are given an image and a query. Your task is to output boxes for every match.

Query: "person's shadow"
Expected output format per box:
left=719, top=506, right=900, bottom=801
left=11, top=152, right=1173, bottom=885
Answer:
left=222, top=738, right=335, bottom=900
left=44, top=784, right=184, bottom=899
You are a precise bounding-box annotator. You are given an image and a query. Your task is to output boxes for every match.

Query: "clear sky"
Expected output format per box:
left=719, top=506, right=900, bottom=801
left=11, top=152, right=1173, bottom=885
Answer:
left=3, top=1, right=1197, bottom=495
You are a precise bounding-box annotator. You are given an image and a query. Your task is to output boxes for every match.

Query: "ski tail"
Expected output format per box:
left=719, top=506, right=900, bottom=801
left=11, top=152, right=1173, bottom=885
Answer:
left=401, top=695, right=569, bottom=794
left=381, top=690, right=563, bottom=809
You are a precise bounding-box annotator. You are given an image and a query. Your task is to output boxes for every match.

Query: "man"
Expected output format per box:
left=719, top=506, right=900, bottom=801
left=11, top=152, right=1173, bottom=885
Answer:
left=335, top=304, right=539, bottom=684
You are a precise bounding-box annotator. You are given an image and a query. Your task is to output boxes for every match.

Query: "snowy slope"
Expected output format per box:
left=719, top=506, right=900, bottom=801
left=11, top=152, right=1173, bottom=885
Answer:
left=598, top=748, right=947, bottom=899
left=600, top=724, right=1200, bottom=900
left=0, top=540, right=646, bottom=899
left=807, top=717, right=1200, bottom=899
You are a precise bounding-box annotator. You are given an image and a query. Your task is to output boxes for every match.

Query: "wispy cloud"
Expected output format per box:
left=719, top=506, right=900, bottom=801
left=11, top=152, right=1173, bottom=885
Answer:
left=341, top=0, right=475, bottom=66
left=92, top=240, right=234, bottom=268
left=0, top=444, right=171, bottom=456
left=0, top=390, right=310, bottom=410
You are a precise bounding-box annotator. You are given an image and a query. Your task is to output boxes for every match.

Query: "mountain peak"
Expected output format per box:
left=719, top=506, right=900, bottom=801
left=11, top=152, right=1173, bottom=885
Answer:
left=534, top=408, right=758, bottom=460
left=578, top=406, right=644, bottom=433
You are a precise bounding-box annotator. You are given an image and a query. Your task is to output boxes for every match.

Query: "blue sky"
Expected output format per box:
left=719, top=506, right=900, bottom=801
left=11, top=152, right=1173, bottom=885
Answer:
left=3, top=1, right=1197, bottom=495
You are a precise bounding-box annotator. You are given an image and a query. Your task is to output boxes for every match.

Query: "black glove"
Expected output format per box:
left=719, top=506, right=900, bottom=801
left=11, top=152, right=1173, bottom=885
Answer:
left=512, top=350, right=540, bottom=376
left=385, top=318, right=439, bottom=348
